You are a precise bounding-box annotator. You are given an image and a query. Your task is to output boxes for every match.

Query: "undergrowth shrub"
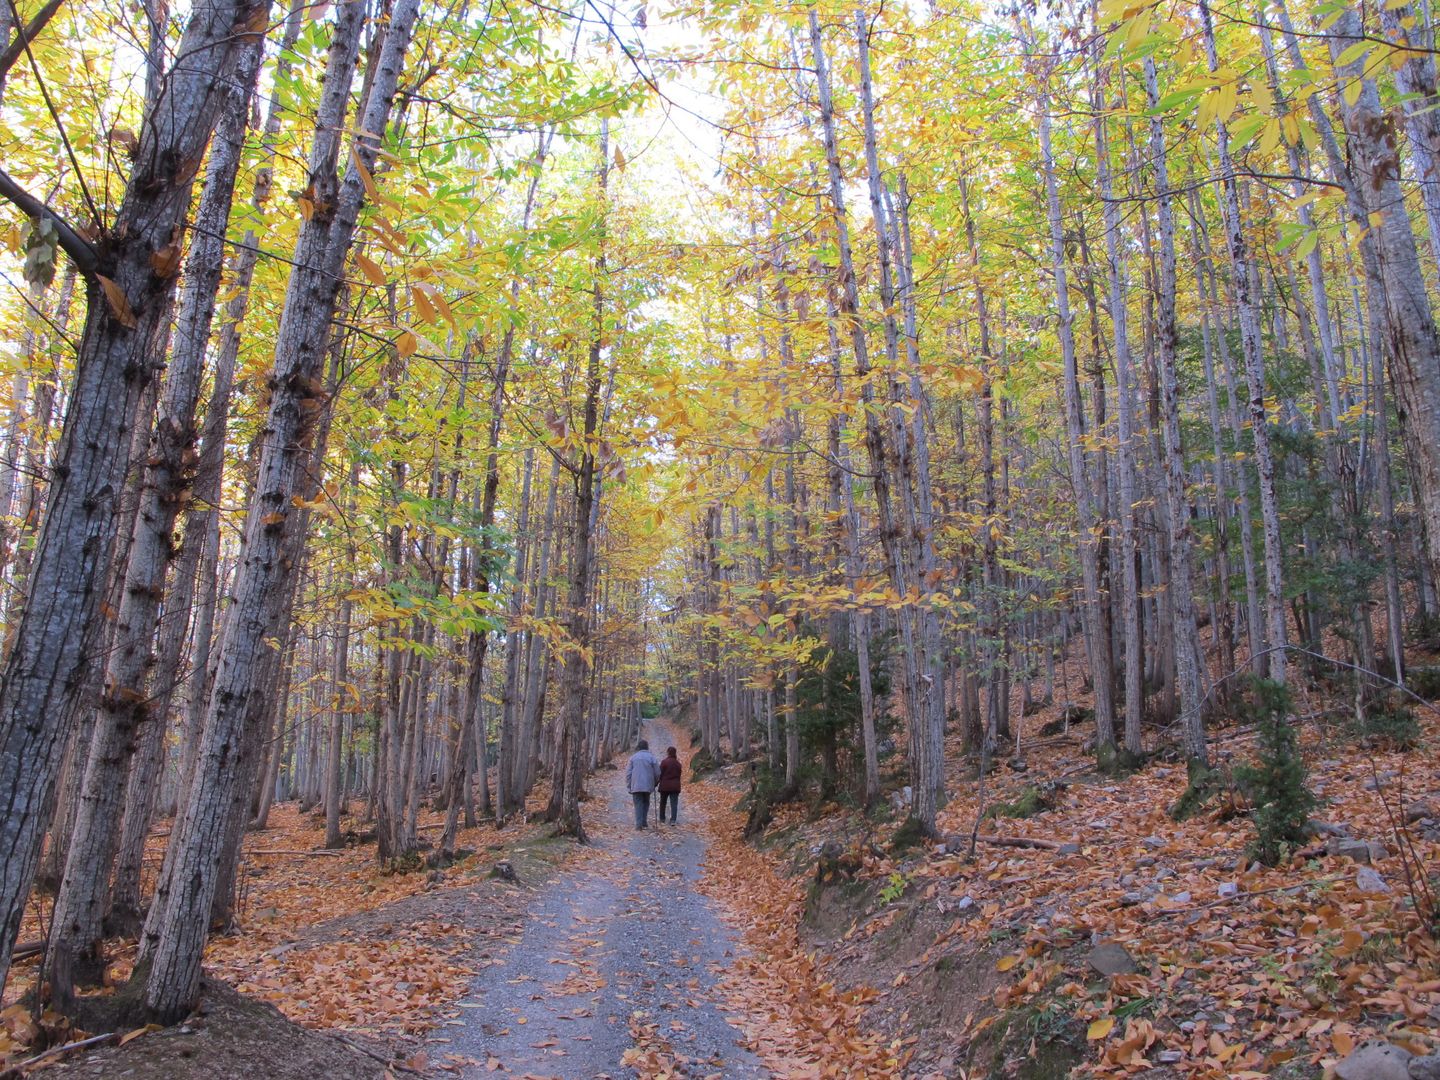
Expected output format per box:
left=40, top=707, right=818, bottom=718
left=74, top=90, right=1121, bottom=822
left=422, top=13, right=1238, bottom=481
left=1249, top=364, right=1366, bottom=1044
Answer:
left=1354, top=699, right=1422, bottom=751
left=690, top=746, right=720, bottom=780
left=1170, top=759, right=1228, bottom=821
left=889, top=815, right=928, bottom=853
left=1233, top=679, right=1316, bottom=867
left=1407, top=665, right=1440, bottom=702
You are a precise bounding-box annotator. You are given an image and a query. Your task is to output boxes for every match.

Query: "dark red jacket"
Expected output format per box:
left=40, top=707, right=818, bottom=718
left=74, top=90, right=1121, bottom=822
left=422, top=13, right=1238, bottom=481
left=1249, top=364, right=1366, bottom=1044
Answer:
left=657, top=756, right=683, bottom=793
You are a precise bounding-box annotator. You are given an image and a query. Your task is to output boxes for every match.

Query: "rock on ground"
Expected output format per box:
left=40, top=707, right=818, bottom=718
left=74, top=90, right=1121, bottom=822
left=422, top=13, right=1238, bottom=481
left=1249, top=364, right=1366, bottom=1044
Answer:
left=1335, top=1039, right=1413, bottom=1080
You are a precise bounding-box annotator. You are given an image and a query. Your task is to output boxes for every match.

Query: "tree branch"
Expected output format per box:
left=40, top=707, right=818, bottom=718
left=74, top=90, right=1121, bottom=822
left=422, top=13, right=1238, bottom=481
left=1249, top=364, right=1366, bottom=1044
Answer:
left=0, top=167, right=98, bottom=274
left=0, top=0, right=64, bottom=84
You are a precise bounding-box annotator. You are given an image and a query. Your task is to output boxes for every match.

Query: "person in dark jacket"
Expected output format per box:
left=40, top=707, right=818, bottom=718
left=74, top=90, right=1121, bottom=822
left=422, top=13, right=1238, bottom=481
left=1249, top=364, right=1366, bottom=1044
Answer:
left=656, top=746, right=682, bottom=824
left=625, top=739, right=660, bottom=829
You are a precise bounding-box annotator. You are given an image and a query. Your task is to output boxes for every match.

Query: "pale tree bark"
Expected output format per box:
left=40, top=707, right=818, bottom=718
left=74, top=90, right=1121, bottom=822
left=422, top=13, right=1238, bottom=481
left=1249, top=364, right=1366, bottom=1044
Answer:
left=1030, top=30, right=1119, bottom=751
left=324, top=554, right=355, bottom=848
left=886, top=170, right=946, bottom=811
left=135, top=0, right=421, bottom=1021
left=496, top=449, right=534, bottom=819
left=1198, top=0, right=1289, bottom=683
left=0, top=0, right=272, bottom=993
left=1091, top=66, right=1145, bottom=757
left=1329, top=8, right=1440, bottom=599
left=811, top=9, right=943, bottom=833
left=545, top=119, right=610, bottom=842
left=1377, top=2, right=1440, bottom=278
left=1143, top=57, right=1206, bottom=764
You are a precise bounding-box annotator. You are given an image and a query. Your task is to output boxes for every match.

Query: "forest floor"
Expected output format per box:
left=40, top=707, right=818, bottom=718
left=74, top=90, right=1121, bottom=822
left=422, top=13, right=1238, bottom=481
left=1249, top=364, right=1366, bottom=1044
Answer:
left=742, top=661, right=1440, bottom=1079
left=0, top=720, right=899, bottom=1079
left=9, top=665, right=1436, bottom=1080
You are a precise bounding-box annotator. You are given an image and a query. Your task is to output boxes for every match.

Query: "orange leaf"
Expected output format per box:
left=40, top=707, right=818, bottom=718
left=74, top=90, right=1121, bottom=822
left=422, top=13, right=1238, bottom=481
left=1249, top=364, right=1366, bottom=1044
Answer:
left=96, top=275, right=136, bottom=328
left=354, top=252, right=386, bottom=287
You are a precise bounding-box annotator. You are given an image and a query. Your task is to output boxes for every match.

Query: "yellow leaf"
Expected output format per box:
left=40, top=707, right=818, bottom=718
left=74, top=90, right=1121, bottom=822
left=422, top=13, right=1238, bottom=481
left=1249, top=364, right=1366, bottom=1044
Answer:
left=1258, top=117, right=1282, bottom=156
left=352, top=146, right=380, bottom=202
left=995, top=954, right=1022, bottom=972
left=1215, top=80, right=1238, bottom=124
left=1123, top=8, right=1152, bottom=47
left=1088, top=1016, right=1116, bottom=1041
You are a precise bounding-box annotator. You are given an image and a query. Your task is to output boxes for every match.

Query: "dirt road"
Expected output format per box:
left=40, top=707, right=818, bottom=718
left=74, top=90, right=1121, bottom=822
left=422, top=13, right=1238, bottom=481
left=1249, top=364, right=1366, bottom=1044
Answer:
left=431, top=723, right=767, bottom=1079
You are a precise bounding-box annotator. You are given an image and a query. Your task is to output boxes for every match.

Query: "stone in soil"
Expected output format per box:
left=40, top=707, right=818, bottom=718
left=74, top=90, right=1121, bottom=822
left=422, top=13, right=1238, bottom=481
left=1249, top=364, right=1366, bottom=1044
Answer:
left=1087, top=941, right=1138, bottom=977
left=1335, top=1039, right=1412, bottom=1080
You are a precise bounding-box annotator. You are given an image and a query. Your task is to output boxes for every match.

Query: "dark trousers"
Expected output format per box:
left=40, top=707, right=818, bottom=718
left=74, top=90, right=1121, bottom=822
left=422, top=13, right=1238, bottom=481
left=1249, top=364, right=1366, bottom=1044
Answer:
left=658, top=791, right=679, bottom=823
left=631, top=791, right=651, bottom=829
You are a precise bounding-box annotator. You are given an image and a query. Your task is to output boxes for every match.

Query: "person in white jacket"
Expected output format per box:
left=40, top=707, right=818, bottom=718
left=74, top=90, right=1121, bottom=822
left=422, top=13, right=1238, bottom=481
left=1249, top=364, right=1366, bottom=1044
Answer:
left=624, top=739, right=661, bottom=830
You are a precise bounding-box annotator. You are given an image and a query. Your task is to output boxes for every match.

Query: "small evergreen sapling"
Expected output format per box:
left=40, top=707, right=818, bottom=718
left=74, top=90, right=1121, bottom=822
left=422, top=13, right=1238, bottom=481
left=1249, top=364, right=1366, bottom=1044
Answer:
left=1234, top=680, right=1316, bottom=867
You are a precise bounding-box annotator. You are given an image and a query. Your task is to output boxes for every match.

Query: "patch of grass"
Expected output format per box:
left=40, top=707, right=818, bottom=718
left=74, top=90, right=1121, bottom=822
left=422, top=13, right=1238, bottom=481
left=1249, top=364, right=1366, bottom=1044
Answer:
left=889, top=814, right=929, bottom=853
left=983, top=783, right=1056, bottom=820
left=1113, top=995, right=1153, bottom=1021
left=988, top=1002, right=1084, bottom=1080
left=1171, top=758, right=1228, bottom=821
left=1356, top=931, right=1401, bottom=965
left=378, top=850, right=423, bottom=875
left=1097, top=742, right=1145, bottom=777
left=689, top=746, right=720, bottom=779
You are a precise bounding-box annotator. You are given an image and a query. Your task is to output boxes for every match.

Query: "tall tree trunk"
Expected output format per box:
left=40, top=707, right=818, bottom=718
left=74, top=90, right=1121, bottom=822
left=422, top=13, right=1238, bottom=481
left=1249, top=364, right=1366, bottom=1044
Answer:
left=45, top=25, right=269, bottom=1003
left=1199, top=0, right=1289, bottom=683
left=1330, top=8, right=1440, bottom=596
left=1032, top=29, right=1119, bottom=753
left=134, top=0, right=420, bottom=1021
left=1144, top=57, right=1206, bottom=764
left=545, top=120, right=610, bottom=841
left=0, top=0, right=271, bottom=993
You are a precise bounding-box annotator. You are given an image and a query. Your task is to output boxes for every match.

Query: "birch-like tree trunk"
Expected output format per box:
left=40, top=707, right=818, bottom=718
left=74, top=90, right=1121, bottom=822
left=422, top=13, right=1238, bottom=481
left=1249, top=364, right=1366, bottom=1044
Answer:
left=1143, top=57, right=1206, bottom=764
left=1032, top=34, right=1119, bottom=752
left=1329, top=8, right=1440, bottom=595
left=1199, top=0, right=1289, bottom=683
left=1092, top=67, right=1145, bottom=757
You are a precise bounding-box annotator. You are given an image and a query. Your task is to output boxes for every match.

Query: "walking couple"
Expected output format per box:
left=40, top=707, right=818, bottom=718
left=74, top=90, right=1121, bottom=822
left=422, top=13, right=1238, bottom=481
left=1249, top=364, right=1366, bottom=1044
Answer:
left=625, top=739, right=681, bottom=829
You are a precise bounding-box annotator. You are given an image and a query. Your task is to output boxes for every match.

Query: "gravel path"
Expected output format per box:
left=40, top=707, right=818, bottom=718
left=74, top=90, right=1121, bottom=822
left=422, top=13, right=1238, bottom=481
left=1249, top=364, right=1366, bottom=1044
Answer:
left=430, top=722, right=768, bottom=1079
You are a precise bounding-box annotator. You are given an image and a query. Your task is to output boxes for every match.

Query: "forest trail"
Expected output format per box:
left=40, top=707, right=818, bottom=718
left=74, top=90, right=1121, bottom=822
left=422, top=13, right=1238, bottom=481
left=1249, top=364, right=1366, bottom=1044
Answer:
left=430, top=721, right=769, bottom=1079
